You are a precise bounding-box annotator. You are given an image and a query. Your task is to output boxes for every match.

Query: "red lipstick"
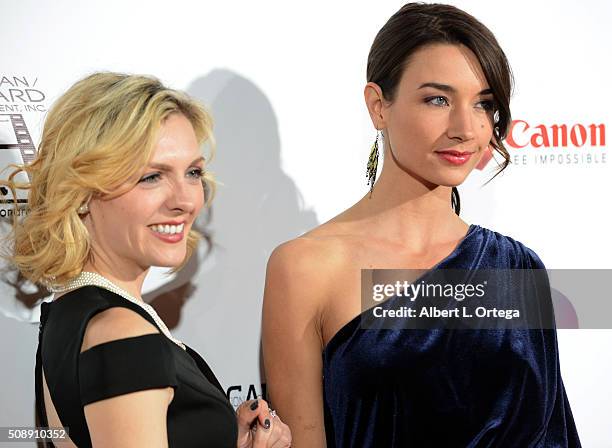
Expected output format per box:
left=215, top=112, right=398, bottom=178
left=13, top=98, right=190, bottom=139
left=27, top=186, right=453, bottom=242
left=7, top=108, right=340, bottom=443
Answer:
left=434, top=150, right=474, bottom=166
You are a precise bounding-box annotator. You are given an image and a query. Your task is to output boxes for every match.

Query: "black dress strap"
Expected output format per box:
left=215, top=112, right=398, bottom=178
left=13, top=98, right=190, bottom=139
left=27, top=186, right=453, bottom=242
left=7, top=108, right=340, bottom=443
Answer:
left=34, top=302, right=52, bottom=447
left=79, top=333, right=178, bottom=405
left=36, top=287, right=169, bottom=447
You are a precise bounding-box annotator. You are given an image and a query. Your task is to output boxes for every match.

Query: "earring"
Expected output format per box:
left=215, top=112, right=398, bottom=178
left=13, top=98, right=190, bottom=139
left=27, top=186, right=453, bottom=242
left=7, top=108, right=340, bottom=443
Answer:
left=77, top=202, right=89, bottom=215
left=366, top=130, right=381, bottom=197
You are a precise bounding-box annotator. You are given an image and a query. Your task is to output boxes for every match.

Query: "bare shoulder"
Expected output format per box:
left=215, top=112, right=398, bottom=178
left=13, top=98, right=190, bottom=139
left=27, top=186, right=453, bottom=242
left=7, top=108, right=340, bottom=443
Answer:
left=268, top=223, right=357, bottom=284
left=263, top=220, right=359, bottom=446
left=81, top=306, right=160, bottom=353
left=265, top=222, right=358, bottom=315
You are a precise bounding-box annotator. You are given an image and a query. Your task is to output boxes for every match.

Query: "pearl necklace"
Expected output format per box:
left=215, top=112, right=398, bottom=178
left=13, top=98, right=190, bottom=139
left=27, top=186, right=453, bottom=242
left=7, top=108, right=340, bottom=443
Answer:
left=50, top=271, right=186, bottom=350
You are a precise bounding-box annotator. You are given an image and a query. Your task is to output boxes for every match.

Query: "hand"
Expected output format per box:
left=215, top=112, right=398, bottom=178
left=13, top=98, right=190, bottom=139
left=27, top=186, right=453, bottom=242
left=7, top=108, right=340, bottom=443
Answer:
left=236, top=399, right=292, bottom=448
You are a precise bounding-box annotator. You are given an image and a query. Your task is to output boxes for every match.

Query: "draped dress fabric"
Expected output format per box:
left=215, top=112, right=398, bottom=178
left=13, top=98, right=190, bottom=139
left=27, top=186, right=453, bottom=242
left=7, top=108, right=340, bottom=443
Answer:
left=35, top=286, right=238, bottom=448
left=322, top=224, right=581, bottom=447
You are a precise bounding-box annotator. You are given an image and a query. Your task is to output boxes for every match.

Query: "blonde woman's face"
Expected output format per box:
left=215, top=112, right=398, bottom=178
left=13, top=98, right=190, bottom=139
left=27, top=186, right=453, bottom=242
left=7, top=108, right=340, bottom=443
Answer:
left=86, top=113, right=205, bottom=272
left=374, top=43, right=495, bottom=187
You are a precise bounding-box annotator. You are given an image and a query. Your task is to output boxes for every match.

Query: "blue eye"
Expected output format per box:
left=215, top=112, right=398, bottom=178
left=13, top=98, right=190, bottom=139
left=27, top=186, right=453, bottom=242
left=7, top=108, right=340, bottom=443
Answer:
left=426, top=96, right=449, bottom=107
left=139, top=173, right=161, bottom=183
left=187, top=168, right=204, bottom=179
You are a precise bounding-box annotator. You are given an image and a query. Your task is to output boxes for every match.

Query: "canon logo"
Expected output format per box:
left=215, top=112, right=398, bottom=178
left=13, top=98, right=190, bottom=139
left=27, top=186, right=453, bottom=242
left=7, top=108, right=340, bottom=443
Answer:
left=507, top=120, right=606, bottom=149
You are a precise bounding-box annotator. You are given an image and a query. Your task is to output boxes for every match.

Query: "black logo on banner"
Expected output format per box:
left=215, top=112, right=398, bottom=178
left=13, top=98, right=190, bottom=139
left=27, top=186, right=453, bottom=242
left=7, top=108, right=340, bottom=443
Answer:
left=0, top=114, right=37, bottom=206
left=0, top=76, right=47, bottom=212
left=226, top=383, right=268, bottom=409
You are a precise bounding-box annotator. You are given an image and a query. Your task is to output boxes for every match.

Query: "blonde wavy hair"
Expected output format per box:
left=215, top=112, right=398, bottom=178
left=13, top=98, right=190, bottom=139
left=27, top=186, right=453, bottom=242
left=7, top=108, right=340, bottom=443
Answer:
left=1, top=72, right=216, bottom=288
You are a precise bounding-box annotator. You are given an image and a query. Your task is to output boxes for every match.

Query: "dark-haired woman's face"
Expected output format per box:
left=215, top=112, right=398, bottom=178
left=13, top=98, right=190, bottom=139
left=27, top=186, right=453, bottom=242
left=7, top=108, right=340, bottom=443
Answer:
left=378, top=43, right=495, bottom=188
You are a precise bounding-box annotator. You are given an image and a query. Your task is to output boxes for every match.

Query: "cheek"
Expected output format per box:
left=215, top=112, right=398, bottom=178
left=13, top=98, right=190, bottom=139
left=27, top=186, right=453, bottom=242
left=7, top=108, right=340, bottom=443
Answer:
left=121, top=198, right=154, bottom=225
left=389, top=103, right=445, bottom=141
left=416, top=115, right=446, bottom=138
left=106, top=194, right=159, bottom=238
left=194, top=185, right=205, bottom=211
left=477, top=120, right=494, bottom=146
left=392, top=116, right=446, bottom=152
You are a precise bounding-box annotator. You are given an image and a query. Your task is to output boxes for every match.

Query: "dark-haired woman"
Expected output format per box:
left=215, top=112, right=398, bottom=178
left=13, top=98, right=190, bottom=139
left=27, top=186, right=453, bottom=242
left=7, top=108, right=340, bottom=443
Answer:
left=262, top=3, right=580, bottom=447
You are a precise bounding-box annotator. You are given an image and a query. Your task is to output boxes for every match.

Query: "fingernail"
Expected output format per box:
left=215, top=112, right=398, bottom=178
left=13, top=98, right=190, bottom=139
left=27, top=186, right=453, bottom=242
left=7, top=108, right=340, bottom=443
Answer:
left=250, top=400, right=259, bottom=411
left=264, top=418, right=271, bottom=429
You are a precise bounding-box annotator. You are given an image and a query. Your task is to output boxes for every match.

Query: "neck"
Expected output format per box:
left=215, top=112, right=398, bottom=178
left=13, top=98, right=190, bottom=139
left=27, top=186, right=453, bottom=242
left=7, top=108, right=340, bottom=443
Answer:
left=345, top=158, right=466, bottom=248
left=81, top=261, right=148, bottom=302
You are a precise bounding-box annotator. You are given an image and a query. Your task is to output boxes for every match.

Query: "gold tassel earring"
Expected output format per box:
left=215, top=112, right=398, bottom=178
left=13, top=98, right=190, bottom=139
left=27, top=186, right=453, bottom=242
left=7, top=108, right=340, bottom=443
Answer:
left=366, top=131, right=381, bottom=197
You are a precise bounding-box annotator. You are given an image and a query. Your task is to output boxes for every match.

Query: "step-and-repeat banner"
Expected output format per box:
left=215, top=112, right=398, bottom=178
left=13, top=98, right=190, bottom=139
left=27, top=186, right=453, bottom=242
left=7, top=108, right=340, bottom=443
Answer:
left=1, top=0, right=610, bottom=445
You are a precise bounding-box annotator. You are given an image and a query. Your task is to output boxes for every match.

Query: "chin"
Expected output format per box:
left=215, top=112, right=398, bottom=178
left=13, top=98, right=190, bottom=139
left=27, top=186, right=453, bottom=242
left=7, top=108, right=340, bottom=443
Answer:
left=421, top=165, right=471, bottom=188
left=429, top=175, right=468, bottom=188
left=439, top=180, right=466, bottom=188
left=146, top=253, right=187, bottom=269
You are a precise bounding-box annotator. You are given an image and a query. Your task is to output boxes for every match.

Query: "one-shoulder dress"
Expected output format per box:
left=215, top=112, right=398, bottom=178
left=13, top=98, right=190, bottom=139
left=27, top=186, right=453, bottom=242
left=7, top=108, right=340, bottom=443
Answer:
left=35, top=285, right=238, bottom=447
left=322, top=224, right=581, bottom=447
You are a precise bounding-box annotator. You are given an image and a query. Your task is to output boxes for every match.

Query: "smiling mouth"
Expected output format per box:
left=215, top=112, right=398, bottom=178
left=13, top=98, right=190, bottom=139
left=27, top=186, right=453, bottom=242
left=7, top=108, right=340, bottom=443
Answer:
left=149, top=223, right=185, bottom=235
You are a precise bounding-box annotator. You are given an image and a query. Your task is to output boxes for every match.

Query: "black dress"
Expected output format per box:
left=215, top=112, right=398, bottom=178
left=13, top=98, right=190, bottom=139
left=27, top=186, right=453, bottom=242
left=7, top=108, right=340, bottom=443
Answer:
left=35, top=285, right=238, bottom=447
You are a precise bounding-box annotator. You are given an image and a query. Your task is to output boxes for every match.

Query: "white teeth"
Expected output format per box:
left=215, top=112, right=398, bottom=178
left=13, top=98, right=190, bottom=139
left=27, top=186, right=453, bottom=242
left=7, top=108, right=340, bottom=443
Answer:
left=150, top=223, right=185, bottom=235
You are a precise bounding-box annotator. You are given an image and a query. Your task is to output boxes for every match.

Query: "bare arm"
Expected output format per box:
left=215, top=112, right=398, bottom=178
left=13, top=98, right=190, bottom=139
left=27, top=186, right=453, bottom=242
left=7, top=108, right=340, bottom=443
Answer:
left=81, top=308, right=174, bottom=448
left=262, top=241, right=330, bottom=448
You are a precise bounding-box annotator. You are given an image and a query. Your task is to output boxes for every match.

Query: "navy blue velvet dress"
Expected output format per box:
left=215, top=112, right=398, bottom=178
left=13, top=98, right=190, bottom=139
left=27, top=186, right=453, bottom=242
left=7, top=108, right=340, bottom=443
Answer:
left=322, top=224, right=581, bottom=447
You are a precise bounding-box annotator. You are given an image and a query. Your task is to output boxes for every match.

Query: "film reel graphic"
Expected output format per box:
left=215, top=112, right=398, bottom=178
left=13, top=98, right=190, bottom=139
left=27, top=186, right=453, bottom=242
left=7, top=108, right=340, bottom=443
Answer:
left=0, top=114, right=49, bottom=321
left=0, top=113, right=36, bottom=206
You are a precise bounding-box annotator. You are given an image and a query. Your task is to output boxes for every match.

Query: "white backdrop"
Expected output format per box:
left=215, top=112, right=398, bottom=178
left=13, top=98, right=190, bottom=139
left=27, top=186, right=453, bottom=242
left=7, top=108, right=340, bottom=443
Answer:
left=1, top=0, right=611, bottom=446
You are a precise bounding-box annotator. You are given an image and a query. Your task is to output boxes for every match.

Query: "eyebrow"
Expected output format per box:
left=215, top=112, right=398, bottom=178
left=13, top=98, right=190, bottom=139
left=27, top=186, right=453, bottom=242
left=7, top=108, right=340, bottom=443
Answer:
left=147, top=156, right=205, bottom=171
left=417, top=82, right=492, bottom=95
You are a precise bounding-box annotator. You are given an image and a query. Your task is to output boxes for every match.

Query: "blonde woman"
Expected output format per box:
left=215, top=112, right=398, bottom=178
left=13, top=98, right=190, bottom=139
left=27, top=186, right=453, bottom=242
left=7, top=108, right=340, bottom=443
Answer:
left=2, top=73, right=291, bottom=448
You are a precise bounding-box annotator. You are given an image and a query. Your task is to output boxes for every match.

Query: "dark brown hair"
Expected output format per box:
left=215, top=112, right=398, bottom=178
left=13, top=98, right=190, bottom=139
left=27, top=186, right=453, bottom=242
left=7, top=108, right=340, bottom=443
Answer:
left=367, top=2, right=514, bottom=215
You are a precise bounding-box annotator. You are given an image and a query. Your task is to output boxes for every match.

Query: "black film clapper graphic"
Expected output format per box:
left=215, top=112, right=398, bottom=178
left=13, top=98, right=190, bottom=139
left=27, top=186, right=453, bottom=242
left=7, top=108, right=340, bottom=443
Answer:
left=0, top=114, right=36, bottom=204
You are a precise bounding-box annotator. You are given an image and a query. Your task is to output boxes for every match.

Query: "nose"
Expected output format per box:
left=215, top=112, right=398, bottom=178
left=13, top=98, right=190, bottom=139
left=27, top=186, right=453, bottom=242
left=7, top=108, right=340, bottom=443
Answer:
left=166, top=177, right=201, bottom=215
left=447, top=103, right=476, bottom=143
